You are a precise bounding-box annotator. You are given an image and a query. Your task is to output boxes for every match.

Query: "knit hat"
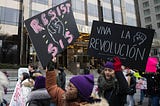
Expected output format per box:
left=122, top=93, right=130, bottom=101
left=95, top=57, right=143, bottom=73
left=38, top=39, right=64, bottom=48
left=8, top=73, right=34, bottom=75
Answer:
left=34, top=76, right=45, bottom=89
left=104, top=61, right=114, bottom=69
left=70, top=74, right=94, bottom=99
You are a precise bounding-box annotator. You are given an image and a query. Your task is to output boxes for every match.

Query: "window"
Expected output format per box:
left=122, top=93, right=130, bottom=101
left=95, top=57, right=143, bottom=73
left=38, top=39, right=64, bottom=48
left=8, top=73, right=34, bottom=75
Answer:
left=143, top=1, right=149, bottom=8
left=126, top=17, right=137, bottom=26
left=31, top=10, right=41, bottom=17
left=103, top=7, right=112, bottom=20
left=114, top=11, right=122, bottom=23
left=113, top=0, right=120, bottom=7
left=145, top=17, right=151, bottom=23
left=52, top=0, right=66, bottom=6
left=154, top=0, right=160, bottom=4
left=157, top=22, right=160, bottom=28
left=72, top=0, right=84, bottom=13
left=125, top=3, right=135, bottom=13
left=145, top=24, right=152, bottom=29
left=88, top=3, right=98, bottom=17
left=32, top=0, right=48, bottom=5
left=155, top=5, right=160, bottom=12
left=103, top=0, right=110, bottom=3
left=0, top=6, right=19, bottom=26
left=156, top=14, right=160, bottom=20
left=144, top=9, right=150, bottom=16
left=75, top=19, right=85, bottom=25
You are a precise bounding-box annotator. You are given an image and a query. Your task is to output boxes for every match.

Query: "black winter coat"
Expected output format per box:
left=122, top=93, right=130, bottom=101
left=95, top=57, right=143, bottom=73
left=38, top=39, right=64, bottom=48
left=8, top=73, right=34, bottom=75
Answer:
left=98, top=71, right=128, bottom=106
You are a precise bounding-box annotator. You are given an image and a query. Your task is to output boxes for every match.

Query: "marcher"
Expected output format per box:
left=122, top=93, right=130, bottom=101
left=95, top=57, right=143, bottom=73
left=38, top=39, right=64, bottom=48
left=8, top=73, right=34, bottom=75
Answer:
left=46, top=57, right=109, bottom=106
left=26, top=76, right=52, bottom=106
left=0, top=71, right=9, bottom=106
left=20, top=72, right=34, bottom=105
left=143, top=72, right=160, bottom=106
left=28, top=63, right=38, bottom=80
left=126, top=69, right=137, bottom=106
left=97, top=57, right=128, bottom=106
left=57, top=67, right=66, bottom=90
left=136, top=77, right=147, bottom=105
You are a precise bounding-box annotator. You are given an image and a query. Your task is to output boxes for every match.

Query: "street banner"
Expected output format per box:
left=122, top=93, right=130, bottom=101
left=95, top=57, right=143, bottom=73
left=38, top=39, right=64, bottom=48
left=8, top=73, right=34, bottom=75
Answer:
left=145, top=57, right=158, bottom=73
left=24, top=0, right=79, bottom=68
left=88, top=20, right=155, bottom=72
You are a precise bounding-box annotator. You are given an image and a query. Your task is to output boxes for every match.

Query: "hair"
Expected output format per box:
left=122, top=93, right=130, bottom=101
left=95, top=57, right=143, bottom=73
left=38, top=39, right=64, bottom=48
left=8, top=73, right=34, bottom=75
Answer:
left=29, top=63, right=37, bottom=70
left=21, top=72, right=30, bottom=82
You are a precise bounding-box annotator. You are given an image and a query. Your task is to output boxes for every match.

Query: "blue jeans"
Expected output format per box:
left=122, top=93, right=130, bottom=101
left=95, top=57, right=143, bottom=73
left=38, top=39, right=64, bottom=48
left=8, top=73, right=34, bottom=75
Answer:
left=140, top=89, right=145, bottom=102
left=127, top=94, right=135, bottom=106
left=150, top=96, right=159, bottom=106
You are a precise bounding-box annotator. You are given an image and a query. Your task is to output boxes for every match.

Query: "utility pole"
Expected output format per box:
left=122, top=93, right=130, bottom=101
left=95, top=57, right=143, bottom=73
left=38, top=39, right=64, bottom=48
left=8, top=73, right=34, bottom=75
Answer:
left=18, top=0, right=24, bottom=65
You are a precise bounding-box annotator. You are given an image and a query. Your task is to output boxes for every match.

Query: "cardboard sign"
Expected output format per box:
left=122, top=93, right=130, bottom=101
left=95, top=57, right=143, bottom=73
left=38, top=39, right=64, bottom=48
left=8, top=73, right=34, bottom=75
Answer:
left=145, top=57, right=158, bottom=73
left=24, top=0, right=79, bottom=68
left=88, top=21, right=155, bottom=72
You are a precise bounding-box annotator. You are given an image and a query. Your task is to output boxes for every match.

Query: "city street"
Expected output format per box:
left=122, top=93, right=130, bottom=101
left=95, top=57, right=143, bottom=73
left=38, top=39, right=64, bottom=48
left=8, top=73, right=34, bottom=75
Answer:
left=1, top=69, right=151, bottom=106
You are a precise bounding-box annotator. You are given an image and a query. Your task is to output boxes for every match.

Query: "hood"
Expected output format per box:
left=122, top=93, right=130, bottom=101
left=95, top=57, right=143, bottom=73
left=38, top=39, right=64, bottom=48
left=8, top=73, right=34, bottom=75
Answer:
left=80, top=98, right=109, bottom=106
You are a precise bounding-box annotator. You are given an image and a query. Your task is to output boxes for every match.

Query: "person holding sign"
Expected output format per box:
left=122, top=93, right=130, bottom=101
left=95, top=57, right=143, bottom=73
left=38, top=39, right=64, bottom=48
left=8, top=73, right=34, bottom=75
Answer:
left=45, top=58, right=109, bottom=106
left=97, top=57, right=128, bottom=106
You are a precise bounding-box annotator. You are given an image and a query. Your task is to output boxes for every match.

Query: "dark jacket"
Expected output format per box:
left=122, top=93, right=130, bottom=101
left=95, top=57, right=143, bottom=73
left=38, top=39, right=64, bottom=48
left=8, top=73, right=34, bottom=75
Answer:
left=98, top=71, right=128, bottom=106
left=127, top=73, right=137, bottom=95
left=26, top=88, right=51, bottom=106
left=143, top=73, right=160, bottom=96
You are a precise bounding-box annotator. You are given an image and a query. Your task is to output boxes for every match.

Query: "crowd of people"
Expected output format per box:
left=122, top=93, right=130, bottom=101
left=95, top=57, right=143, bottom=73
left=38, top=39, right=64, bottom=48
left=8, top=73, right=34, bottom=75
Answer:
left=0, top=56, right=160, bottom=106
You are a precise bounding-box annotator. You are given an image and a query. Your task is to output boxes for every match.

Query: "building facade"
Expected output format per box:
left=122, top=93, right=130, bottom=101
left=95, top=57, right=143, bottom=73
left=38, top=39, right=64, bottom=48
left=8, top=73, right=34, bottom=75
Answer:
left=0, top=0, right=137, bottom=71
left=136, top=0, right=160, bottom=57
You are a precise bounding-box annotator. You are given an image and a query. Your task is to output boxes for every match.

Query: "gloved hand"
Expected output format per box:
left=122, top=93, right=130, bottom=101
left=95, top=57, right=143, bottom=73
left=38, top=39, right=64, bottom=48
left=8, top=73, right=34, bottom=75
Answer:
left=47, top=58, right=56, bottom=71
left=113, top=56, right=122, bottom=72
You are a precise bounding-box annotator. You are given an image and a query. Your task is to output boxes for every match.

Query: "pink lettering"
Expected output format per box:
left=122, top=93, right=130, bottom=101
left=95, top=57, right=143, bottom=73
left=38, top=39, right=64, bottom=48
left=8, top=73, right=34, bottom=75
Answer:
left=60, top=4, right=67, bottom=14
left=65, top=31, right=73, bottom=44
left=48, top=43, right=58, bottom=57
left=30, top=19, right=44, bottom=34
left=56, top=6, right=61, bottom=16
left=65, top=3, right=71, bottom=13
left=48, top=10, right=56, bottom=20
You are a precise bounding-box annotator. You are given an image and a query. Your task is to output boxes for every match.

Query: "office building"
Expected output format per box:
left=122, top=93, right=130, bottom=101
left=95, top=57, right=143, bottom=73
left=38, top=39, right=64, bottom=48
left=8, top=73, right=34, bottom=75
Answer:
left=136, top=0, right=160, bottom=57
left=0, top=0, right=137, bottom=71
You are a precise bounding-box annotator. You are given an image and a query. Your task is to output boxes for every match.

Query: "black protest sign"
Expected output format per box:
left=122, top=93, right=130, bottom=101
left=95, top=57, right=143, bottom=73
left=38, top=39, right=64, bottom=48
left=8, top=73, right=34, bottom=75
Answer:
left=24, top=1, right=79, bottom=68
left=88, top=20, right=155, bottom=71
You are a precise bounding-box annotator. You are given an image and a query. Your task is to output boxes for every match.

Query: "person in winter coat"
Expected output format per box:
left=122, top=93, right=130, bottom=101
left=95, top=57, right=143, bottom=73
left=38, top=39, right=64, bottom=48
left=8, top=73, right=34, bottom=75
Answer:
left=136, top=77, right=147, bottom=105
left=143, top=72, right=160, bottom=106
left=126, top=70, right=137, bottom=106
left=0, top=71, right=9, bottom=105
left=46, top=57, right=109, bottom=106
left=20, top=72, right=34, bottom=105
left=26, top=76, right=52, bottom=106
left=97, top=57, right=128, bottom=106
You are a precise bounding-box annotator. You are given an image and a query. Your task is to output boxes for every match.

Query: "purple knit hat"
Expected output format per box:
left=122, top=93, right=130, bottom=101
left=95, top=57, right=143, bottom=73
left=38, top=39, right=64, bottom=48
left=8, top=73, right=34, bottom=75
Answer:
left=70, top=74, right=94, bottom=99
left=34, top=76, right=46, bottom=89
left=104, top=61, right=114, bottom=69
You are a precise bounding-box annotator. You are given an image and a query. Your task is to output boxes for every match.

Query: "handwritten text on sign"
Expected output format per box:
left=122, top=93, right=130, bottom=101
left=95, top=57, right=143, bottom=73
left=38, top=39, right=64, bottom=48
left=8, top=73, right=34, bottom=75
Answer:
left=30, top=3, right=73, bottom=57
left=88, top=21, right=154, bottom=71
left=24, top=1, right=79, bottom=68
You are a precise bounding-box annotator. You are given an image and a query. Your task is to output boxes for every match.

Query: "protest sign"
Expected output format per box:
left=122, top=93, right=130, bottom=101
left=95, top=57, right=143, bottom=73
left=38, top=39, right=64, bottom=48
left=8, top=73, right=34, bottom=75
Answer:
left=88, top=20, right=155, bottom=71
left=24, top=0, right=79, bottom=68
left=145, top=57, right=158, bottom=73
